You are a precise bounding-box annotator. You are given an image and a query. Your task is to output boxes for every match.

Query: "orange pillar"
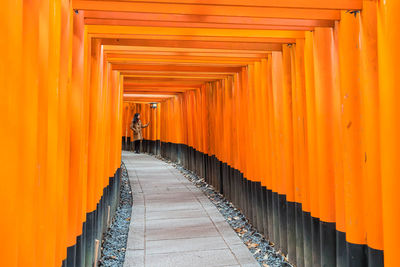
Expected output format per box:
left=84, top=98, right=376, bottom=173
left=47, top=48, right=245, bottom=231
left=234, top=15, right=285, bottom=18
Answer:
left=377, top=0, right=400, bottom=266
left=331, top=20, right=347, bottom=267
left=313, top=27, right=339, bottom=267
left=339, top=11, right=368, bottom=267
left=122, top=102, right=128, bottom=149
left=359, top=2, right=384, bottom=266
left=56, top=0, right=72, bottom=263
left=86, top=38, right=103, bottom=266
left=259, top=59, right=270, bottom=190
left=304, top=30, right=317, bottom=267
left=293, top=39, right=308, bottom=267
left=36, top=0, right=61, bottom=264
left=116, top=73, right=124, bottom=165
left=265, top=54, right=276, bottom=242
left=240, top=68, right=250, bottom=180
left=271, top=51, right=284, bottom=251
left=102, top=63, right=111, bottom=184
left=0, top=1, right=22, bottom=266
left=18, top=0, right=39, bottom=266
left=282, top=45, right=295, bottom=258
left=109, top=71, right=119, bottom=176
left=68, top=9, right=85, bottom=256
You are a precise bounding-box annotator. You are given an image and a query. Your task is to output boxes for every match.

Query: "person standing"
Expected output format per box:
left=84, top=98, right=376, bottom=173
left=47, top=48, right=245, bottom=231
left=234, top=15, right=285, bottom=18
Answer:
left=130, top=113, right=150, bottom=153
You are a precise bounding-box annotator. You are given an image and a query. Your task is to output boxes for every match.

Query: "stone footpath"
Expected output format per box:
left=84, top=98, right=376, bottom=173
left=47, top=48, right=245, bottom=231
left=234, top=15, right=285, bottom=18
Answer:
left=122, top=152, right=259, bottom=267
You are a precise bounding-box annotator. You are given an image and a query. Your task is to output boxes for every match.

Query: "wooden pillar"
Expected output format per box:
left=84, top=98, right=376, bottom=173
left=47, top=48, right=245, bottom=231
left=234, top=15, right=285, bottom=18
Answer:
left=282, top=44, right=295, bottom=259
left=339, top=10, right=369, bottom=267
left=313, top=27, right=339, bottom=267
left=377, top=0, right=400, bottom=266
left=303, top=31, right=316, bottom=267
left=271, top=51, right=284, bottom=251
left=69, top=9, right=86, bottom=255
left=359, top=1, right=384, bottom=266
left=18, top=0, right=39, bottom=266
left=293, top=39, right=308, bottom=267
left=0, top=1, right=23, bottom=266
left=56, top=0, right=72, bottom=263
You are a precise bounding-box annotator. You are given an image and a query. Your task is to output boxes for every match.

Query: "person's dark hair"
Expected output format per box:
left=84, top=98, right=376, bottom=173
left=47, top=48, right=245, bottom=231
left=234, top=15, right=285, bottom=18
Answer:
left=133, top=113, right=140, bottom=124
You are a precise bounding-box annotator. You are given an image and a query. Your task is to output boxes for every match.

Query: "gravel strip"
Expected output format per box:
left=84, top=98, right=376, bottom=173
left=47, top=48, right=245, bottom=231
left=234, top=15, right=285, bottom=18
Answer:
left=157, top=156, right=293, bottom=267
left=99, top=162, right=133, bottom=267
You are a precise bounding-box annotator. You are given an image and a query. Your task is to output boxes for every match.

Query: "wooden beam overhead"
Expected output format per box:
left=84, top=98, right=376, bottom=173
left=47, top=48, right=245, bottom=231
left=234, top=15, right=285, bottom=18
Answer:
left=124, top=100, right=163, bottom=104
left=116, top=61, right=246, bottom=67
left=103, top=45, right=271, bottom=54
left=123, top=74, right=228, bottom=79
left=100, top=38, right=283, bottom=51
left=83, top=11, right=334, bottom=27
left=86, top=25, right=305, bottom=39
left=122, top=72, right=230, bottom=77
left=74, top=1, right=341, bottom=20
left=85, top=18, right=315, bottom=31
left=124, top=81, right=204, bottom=87
left=123, top=97, right=176, bottom=102
left=123, top=77, right=219, bottom=83
left=124, top=91, right=188, bottom=95
left=104, top=50, right=269, bottom=59
left=119, top=71, right=235, bottom=76
left=107, top=57, right=254, bottom=65
left=123, top=84, right=198, bottom=89
left=123, top=88, right=189, bottom=93
left=106, top=52, right=266, bottom=62
left=77, top=0, right=361, bottom=10
left=112, top=64, right=242, bottom=72
left=124, top=93, right=178, bottom=97
left=90, top=34, right=296, bottom=44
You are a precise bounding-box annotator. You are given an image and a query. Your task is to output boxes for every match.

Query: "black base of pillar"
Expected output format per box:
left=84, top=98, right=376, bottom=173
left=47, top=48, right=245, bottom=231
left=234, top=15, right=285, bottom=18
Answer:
left=63, top=169, right=121, bottom=266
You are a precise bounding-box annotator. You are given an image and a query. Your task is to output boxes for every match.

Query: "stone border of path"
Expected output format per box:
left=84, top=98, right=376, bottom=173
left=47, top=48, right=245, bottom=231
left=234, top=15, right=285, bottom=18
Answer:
left=123, top=152, right=260, bottom=267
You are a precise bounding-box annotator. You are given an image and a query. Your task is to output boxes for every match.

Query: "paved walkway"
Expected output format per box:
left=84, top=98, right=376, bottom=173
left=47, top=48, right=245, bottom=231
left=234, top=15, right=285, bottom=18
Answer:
left=122, top=152, right=259, bottom=267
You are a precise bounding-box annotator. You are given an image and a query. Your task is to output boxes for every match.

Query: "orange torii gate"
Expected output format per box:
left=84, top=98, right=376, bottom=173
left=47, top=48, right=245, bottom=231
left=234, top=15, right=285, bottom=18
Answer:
left=1, top=0, right=400, bottom=266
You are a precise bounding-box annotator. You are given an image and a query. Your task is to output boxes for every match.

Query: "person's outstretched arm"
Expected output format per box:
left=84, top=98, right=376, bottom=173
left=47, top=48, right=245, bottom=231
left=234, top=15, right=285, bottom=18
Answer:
left=142, top=122, right=150, bottom=128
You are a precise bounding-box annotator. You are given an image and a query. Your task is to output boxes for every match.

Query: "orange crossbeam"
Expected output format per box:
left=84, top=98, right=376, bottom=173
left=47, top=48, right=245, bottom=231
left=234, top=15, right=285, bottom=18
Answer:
left=100, top=38, right=284, bottom=51
left=86, top=25, right=305, bottom=39
left=85, top=18, right=315, bottom=31
left=91, top=33, right=297, bottom=44
left=89, top=0, right=361, bottom=10
left=84, top=11, right=335, bottom=27
left=75, top=1, right=340, bottom=20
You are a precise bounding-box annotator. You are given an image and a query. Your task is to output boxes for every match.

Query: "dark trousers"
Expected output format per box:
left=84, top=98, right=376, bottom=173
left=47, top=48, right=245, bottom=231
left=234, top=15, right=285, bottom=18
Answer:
left=134, top=140, right=141, bottom=153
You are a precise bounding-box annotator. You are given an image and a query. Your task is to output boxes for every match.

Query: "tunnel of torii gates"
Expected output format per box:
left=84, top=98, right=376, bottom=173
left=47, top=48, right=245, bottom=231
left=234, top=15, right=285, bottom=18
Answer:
left=3, top=0, right=400, bottom=267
